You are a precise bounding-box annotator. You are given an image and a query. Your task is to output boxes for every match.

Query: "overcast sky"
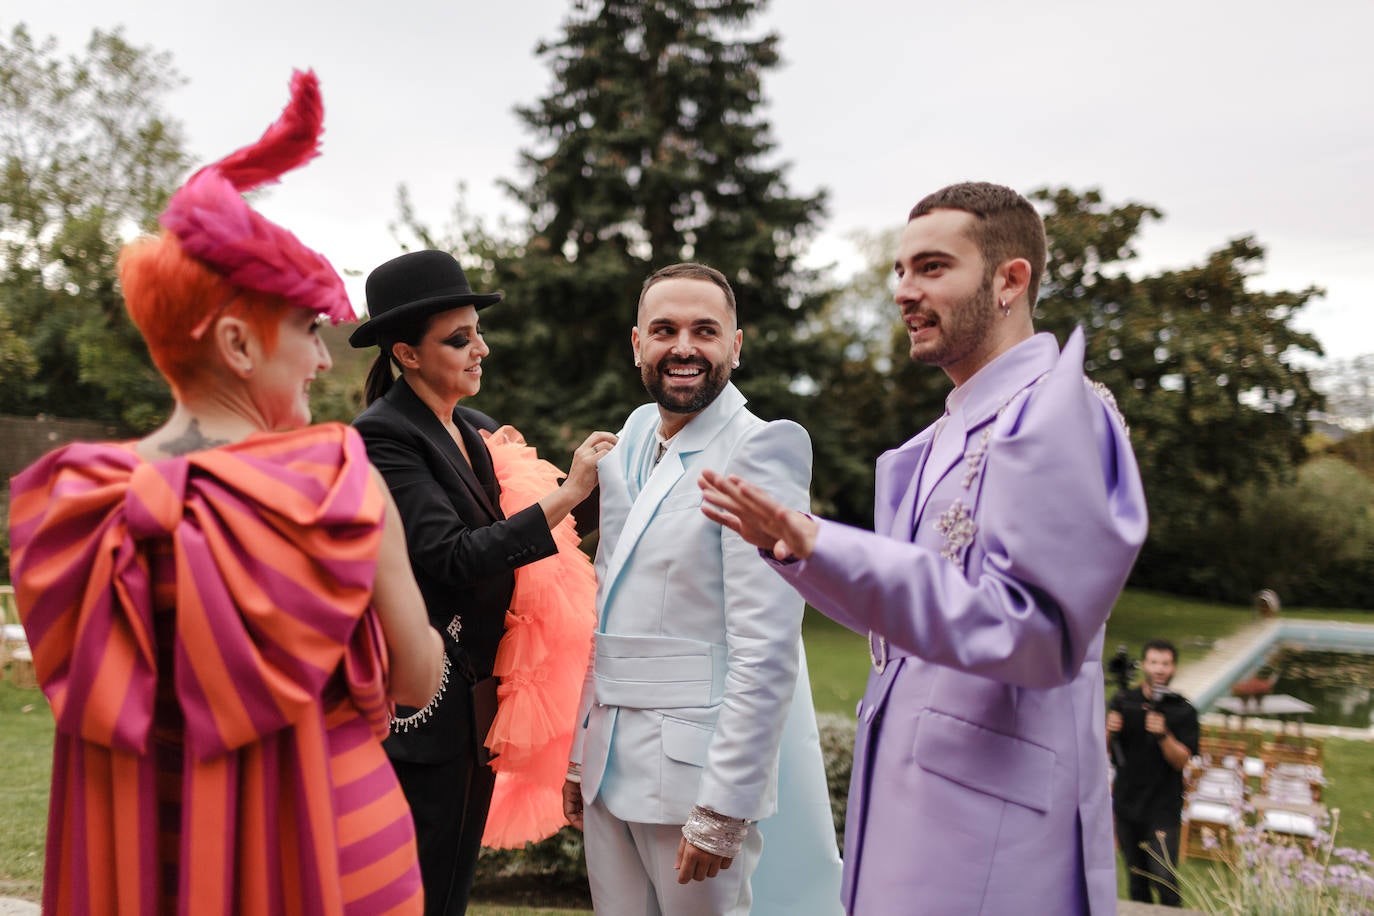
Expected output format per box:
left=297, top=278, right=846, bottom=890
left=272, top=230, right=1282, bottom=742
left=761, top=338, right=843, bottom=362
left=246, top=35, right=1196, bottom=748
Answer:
left=14, top=1, right=1373, bottom=359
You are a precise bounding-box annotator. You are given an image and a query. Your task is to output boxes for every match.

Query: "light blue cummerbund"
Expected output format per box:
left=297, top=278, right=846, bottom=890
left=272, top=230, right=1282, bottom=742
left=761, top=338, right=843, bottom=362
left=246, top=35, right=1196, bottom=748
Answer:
left=593, top=632, right=727, bottom=709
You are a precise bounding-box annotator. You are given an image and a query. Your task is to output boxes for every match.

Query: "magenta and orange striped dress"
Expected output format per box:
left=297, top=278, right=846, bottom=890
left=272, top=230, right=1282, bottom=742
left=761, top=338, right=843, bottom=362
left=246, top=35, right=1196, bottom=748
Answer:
left=9, top=424, right=423, bottom=916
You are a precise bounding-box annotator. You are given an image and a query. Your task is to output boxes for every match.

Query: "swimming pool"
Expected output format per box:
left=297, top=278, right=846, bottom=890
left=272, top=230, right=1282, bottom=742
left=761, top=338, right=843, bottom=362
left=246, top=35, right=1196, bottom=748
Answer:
left=1193, top=620, right=1374, bottom=717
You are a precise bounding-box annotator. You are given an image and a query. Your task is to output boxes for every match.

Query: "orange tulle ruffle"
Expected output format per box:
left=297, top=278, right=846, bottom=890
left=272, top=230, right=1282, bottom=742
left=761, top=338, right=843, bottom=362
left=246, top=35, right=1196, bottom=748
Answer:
left=479, top=426, right=597, bottom=848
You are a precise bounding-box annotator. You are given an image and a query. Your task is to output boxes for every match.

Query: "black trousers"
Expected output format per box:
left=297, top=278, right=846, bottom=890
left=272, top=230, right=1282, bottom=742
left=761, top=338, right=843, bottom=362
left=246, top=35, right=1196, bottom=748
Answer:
left=392, top=754, right=497, bottom=916
left=1115, top=812, right=1182, bottom=907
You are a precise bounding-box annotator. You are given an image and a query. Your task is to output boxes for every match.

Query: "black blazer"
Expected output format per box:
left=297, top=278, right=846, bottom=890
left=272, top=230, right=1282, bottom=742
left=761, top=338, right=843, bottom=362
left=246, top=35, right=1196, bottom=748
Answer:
left=353, top=377, right=556, bottom=763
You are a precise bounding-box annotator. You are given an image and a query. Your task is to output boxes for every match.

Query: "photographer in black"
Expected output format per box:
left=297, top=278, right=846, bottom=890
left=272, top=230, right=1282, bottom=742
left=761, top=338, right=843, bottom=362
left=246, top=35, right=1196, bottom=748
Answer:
left=1107, top=639, right=1199, bottom=907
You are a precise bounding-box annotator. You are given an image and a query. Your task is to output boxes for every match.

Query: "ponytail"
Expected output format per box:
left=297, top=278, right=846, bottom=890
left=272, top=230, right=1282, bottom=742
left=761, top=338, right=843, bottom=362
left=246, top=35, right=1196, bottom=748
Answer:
left=359, top=312, right=437, bottom=406
left=363, top=351, right=395, bottom=406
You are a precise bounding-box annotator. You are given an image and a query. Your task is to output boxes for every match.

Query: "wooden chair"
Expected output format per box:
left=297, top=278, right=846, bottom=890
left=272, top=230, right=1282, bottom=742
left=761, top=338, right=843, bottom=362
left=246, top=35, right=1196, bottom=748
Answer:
left=1181, top=816, right=1240, bottom=863
left=1198, top=736, right=1250, bottom=769
left=1263, top=736, right=1323, bottom=767
left=1180, top=767, right=1244, bottom=862
left=0, top=585, right=36, bottom=689
left=1253, top=794, right=1328, bottom=853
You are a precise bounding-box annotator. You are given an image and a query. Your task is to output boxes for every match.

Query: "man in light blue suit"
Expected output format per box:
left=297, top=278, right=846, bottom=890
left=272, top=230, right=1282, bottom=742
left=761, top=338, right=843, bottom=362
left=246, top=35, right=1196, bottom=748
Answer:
left=563, top=263, right=842, bottom=915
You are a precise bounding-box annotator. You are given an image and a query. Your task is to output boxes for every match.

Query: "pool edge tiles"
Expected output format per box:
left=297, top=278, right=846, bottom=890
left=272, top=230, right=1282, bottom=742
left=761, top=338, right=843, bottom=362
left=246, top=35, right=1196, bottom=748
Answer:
left=1176, top=617, right=1374, bottom=741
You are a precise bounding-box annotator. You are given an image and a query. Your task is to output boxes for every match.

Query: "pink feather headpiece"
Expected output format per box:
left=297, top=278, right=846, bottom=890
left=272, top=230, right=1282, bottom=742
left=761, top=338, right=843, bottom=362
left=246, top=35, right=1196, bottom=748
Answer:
left=160, top=69, right=353, bottom=325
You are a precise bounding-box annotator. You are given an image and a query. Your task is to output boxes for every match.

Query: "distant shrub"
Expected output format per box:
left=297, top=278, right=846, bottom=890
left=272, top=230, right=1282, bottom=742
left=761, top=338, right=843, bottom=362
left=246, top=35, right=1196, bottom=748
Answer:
left=818, top=713, right=856, bottom=849
left=1138, top=456, right=1374, bottom=608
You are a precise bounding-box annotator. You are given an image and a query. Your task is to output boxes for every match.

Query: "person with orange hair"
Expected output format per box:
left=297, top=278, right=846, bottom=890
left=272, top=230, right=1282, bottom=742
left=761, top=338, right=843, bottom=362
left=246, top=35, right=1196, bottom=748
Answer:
left=9, top=70, right=443, bottom=916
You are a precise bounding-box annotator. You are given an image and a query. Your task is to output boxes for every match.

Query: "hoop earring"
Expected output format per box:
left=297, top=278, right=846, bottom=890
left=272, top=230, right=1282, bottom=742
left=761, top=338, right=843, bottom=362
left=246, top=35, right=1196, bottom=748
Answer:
left=999, top=298, right=1010, bottom=317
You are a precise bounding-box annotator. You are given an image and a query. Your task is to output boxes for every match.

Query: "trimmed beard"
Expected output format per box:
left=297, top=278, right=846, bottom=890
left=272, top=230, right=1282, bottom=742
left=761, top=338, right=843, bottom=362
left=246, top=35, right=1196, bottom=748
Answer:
left=643, top=356, right=730, bottom=415
left=909, top=271, right=998, bottom=369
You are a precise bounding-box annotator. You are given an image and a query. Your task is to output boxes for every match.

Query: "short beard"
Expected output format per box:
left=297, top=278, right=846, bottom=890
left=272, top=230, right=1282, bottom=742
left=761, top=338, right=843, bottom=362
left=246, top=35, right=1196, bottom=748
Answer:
left=910, top=271, right=997, bottom=369
left=643, top=356, right=730, bottom=415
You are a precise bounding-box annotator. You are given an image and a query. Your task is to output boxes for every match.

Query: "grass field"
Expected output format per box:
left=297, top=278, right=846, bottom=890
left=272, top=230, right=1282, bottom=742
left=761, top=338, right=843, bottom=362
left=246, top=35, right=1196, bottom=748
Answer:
left=3, top=589, right=1372, bottom=911
left=802, top=588, right=1302, bottom=718
left=0, top=682, right=52, bottom=902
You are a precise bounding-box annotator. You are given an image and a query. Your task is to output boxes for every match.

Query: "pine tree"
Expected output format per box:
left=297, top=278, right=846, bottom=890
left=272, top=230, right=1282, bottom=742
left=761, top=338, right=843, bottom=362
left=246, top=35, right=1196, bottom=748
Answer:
left=442, top=0, right=827, bottom=455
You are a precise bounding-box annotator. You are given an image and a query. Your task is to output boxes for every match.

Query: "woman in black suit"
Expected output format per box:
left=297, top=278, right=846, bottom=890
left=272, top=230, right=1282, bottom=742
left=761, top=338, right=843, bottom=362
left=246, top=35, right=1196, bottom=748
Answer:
left=349, top=250, right=614, bottom=915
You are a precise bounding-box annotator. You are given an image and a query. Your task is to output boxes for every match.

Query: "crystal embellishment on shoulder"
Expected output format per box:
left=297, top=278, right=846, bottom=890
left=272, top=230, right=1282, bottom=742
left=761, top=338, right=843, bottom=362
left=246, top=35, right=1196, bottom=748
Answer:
left=1086, top=378, right=1129, bottom=436
left=961, top=427, right=993, bottom=488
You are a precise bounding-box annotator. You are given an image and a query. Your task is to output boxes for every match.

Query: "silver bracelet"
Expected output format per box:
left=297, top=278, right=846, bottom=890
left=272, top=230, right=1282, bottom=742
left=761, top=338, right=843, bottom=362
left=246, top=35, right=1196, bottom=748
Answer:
left=681, top=805, right=750, bottom=859
left=391, top=652, right=450, bottom=732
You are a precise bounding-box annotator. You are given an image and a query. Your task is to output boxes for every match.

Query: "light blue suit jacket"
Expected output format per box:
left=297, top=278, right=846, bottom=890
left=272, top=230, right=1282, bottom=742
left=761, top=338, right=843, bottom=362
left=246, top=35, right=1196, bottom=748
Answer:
left=572, top=382, right=812, bottom=825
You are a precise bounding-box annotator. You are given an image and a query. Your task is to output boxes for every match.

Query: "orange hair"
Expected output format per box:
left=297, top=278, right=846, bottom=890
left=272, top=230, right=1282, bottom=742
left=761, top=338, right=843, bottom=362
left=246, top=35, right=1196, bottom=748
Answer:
left=119, top=232, right=290, bottom=399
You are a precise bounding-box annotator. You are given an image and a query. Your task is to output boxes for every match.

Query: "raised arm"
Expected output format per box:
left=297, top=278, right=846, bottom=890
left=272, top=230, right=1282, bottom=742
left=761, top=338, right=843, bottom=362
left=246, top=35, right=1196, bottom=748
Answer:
left=538, top=430, right=617, bottom=529
left=357, top=418, right=558, bottom=584
left=703, top=342, right=1147, bottom=690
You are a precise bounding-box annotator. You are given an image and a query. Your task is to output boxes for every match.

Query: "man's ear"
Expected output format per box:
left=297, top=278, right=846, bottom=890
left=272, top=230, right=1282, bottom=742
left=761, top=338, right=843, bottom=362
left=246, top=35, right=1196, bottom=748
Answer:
left=995, top=257, right=1033, bottom=308
left=731, top=328, right=743, bottom=369
left=630, top=326, right=642, bottom=367
left=213, top=316, right=256, bottom=378
left=390, top=340, right=420, bottom=371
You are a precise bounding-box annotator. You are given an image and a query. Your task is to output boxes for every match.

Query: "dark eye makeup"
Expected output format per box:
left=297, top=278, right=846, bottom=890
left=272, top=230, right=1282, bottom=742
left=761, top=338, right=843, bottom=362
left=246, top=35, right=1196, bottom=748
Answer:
left=440, top=326, right=478, bottom=349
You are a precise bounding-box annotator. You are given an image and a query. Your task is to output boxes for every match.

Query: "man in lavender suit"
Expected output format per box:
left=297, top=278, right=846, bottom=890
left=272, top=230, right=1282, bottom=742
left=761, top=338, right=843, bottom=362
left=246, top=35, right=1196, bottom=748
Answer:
left=699, top=182, right=1148, bottom=915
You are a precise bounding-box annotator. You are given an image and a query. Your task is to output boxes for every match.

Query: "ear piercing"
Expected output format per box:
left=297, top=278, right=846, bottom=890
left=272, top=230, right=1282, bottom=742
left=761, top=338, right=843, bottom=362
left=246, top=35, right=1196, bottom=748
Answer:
left=999, top=298, right=1010, bottom=317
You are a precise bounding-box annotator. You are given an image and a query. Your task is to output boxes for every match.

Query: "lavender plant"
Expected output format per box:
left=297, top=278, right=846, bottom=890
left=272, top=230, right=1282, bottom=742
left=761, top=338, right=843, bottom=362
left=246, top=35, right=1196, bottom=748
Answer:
left=1166, top=811, right=1374, bottom=915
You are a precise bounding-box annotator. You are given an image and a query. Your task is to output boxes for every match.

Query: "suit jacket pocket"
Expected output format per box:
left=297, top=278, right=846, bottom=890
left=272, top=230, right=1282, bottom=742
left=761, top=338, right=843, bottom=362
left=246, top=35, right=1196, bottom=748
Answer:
left=662, top=715, right=713, bottom=767
left=657, top=490, right=704, bottom=514
left=914, top=710, right=1055, bottom=813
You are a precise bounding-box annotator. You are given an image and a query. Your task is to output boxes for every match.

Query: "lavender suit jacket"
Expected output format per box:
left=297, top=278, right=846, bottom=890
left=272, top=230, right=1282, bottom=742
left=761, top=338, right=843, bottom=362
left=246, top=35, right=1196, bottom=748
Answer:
left=772, top=330, right=1147, bottom=915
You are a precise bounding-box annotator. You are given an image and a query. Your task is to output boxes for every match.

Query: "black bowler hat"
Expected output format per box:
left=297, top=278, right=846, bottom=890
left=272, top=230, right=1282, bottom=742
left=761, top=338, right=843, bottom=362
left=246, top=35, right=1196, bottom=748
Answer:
left=349, top=250, right=502, bottom=348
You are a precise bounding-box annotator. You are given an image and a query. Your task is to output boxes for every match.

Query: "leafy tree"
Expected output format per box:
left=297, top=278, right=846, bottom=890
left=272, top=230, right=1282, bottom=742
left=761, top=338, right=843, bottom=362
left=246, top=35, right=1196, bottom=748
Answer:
left=0, top=24, right=188, bottom=429
left=1216, top=457, right=1374, bottom=607
left=1031, top=187, right=1325, bottom=597
left=816, top=189, right=1328, bottom=588
left=804, top=227, right=945, bottom=523
left=398, top=0, right=826, bottom=464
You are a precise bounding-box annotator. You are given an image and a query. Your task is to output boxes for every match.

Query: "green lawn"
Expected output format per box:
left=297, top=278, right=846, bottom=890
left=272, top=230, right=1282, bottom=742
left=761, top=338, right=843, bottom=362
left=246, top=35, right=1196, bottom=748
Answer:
left=802, top=589, right=1374, bottom=886
left=802, top=588, right=1288, bottom=718
left=804, top=588, right=1374, bottom=715
left=4, top=590, right=1372, bottom=911
left=801, top=607, right=870, bottom=716
left=0, top=682, right=53, bottom=902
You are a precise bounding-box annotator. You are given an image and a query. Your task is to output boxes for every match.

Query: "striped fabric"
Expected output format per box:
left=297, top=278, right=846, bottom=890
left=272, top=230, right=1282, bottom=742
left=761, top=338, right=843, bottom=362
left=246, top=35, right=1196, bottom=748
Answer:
left=9, top=424, right=423, bottom=915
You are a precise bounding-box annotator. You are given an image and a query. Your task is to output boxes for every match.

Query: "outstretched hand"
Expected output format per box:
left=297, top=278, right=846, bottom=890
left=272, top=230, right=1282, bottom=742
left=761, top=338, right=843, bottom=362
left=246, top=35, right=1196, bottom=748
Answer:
left=697, top=469, right=818, bottom=561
